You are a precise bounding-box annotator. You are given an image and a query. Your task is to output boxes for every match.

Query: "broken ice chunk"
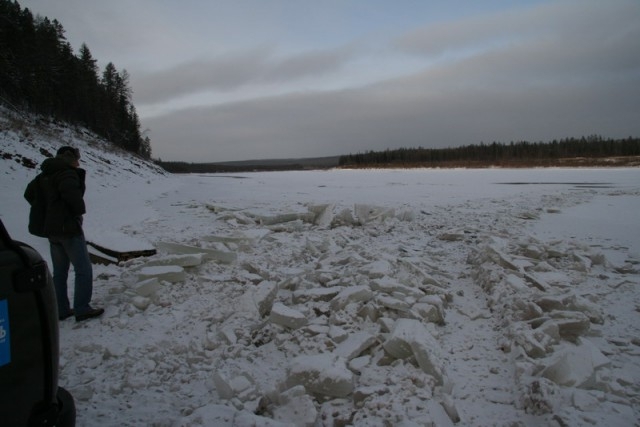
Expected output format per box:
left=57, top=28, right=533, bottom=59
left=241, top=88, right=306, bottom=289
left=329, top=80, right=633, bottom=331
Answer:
left=540, top=338, right=610, bottom=388
left=269, top=302, right=307, bottom=329
left=370, top=277, right=425, bottom=298
left=330, top=285, right=373, bottom=310
left=335, top=331, right=377, bottom=360
left=252, top=280, right=278, bottom=318
left=142, top=253, right=205, bottom=268
left=156, top=241, right=236, bottom=264
left=354, top=204, right=395, bottom=224
left=359, top=260, right=393, bottom=279
left=287, top=354, right=353, bottom=398
left=136, top=265, right=185, bottom=283
left=383, top=318, right=446, bottom=384
left=549, top=311, right=591, bottom=342
left=134, top=277, right=161, bottom=296
left=272, top=385, right=318, bottom=427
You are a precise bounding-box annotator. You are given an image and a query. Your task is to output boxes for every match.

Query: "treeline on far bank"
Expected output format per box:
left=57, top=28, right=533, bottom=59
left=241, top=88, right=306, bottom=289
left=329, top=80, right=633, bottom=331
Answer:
left=157, top=155, right=341, bottom=173
left=339, top=136, right=640, bottom=168
left=158, top=136, right=640, bottom=173
left=157, top=162, right=311, bottom=174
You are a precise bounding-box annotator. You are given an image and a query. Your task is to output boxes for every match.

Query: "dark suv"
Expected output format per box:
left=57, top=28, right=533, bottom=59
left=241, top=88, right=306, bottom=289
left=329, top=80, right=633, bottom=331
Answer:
left=0, top=220, right=75, bottom=426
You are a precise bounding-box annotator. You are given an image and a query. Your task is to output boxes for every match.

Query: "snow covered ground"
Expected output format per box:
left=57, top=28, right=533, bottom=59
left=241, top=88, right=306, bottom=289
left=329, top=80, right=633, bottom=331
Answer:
left=2, top=110, right=640, bottom=426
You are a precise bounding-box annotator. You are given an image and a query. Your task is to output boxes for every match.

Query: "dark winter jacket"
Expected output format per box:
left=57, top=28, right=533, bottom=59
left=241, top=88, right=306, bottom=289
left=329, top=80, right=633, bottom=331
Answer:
left=24, top=157, right=86, bottom=237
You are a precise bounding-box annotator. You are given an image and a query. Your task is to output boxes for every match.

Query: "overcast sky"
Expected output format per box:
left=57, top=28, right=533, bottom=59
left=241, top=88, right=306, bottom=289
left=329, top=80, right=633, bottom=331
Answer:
left=21, top=0, right=640, bottom=162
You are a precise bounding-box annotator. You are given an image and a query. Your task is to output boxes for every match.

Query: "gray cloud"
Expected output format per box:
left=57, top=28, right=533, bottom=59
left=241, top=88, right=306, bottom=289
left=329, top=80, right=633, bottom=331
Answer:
left=21, top=0, right=640, bottom=163
left=259, top=45, right=357, bottom=83
left=146, top=1, right=640, bottom=162
left=394, top=1, right=639, bottom=60
left=145, top=59, right=640, bottom=162
left=133, top=45, right=357, bottom=105
left=132, top=49, right=271, bottom=104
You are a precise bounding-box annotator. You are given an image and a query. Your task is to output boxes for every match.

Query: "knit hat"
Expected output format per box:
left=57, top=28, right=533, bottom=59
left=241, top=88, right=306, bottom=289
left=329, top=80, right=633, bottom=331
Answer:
left=56, top=146, right=81, bottom=164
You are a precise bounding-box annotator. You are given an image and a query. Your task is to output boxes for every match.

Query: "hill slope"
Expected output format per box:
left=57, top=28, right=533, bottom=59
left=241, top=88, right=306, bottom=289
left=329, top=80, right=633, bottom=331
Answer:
left=1, top=106, right=168, bottom=252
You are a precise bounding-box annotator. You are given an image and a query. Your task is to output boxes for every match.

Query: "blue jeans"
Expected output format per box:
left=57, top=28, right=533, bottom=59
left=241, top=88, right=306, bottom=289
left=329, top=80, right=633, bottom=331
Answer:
left=49, top=234, right=94, bottom=316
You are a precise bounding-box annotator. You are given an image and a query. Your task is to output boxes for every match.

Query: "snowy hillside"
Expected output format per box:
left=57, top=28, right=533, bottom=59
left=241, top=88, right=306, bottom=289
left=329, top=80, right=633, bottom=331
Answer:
left=1, top=106, right=169, bottom=255
left=1, top=107, right=640, bottom=426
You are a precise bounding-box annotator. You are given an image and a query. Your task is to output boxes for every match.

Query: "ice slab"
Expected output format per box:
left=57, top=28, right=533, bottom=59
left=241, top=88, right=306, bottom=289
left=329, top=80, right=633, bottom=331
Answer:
left=156, top=241, right=236, bottom=264
left=330, top=285, right=373, bottom=310
left=142, top=253, right=205, bottom=268
left=136, top=265, right=185, bottom=283
left=383, top=318, right=446, bottom=384
left=253, top=280, right=278, bottom=318
left=287, top=354, right=353, bottom=398
left=335, top=331, right=377, bottom=360
left=540, top=338, right=610, bottom=388
left=270, top=302, right=307, bottom=329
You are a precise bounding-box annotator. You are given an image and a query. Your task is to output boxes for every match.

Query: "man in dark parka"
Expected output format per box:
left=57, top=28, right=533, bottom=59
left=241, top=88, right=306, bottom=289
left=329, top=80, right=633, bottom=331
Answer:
left=25, top=146, right=104, bottom=322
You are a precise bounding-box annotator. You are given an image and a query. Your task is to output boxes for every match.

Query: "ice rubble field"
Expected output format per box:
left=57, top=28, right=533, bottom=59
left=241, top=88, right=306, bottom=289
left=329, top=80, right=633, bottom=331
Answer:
left=2, top=118, right=640, bottom=426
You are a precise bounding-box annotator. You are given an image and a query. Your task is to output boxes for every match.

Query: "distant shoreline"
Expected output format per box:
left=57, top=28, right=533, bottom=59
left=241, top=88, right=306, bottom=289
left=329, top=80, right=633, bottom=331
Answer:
left=157, top=155, right=640, bottom=173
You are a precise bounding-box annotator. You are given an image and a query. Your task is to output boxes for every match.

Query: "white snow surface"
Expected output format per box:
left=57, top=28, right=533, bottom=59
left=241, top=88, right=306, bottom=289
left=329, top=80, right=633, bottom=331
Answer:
left=2, top=109, right=640, bottom=426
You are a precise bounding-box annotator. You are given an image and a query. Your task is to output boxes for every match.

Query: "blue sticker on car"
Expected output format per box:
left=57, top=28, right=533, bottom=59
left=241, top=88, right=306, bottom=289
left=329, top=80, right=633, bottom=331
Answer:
left=0, top=299, right=10, bottom=367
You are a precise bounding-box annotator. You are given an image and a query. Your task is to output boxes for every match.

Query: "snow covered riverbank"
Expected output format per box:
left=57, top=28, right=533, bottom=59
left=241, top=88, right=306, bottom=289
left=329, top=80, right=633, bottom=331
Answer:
left=1, top=121, right=639, bottom=426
